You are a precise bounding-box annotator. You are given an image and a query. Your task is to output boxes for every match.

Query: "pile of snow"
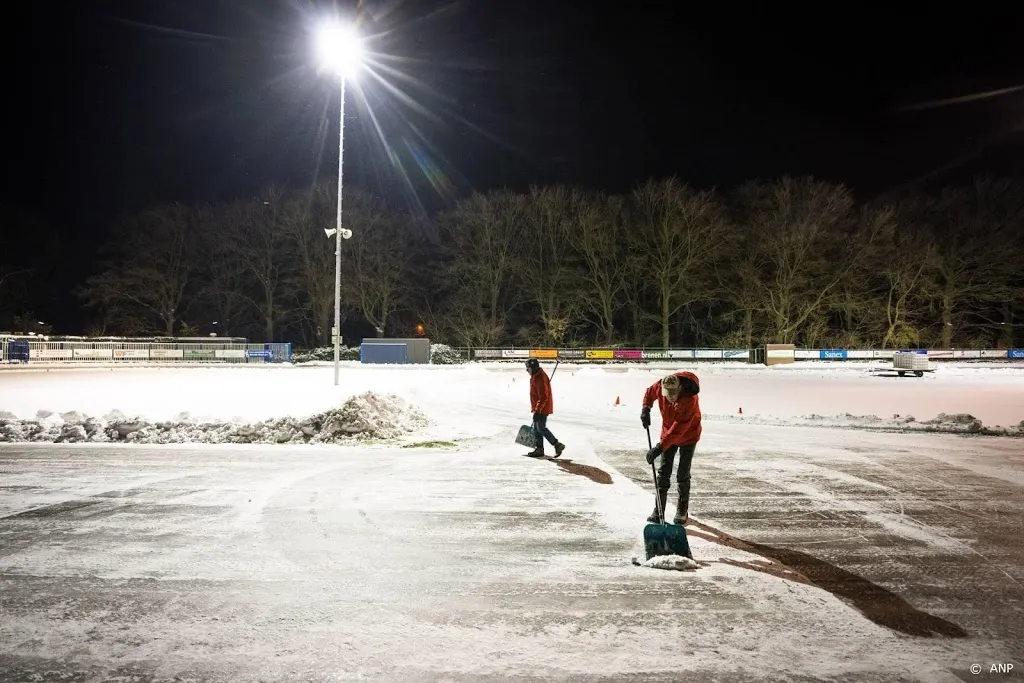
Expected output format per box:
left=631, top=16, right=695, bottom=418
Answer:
left=292, top=346, right=361, bottom=363
left=430, top=343, right=465, bottom=365
left=710, top=411, right=1024, bottom=436
left=634, top=554, right=700, bottom=571
left=0, top=392, right=429, bottom=445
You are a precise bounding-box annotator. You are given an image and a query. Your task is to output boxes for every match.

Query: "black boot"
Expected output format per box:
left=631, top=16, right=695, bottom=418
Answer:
left=646, top=488, right=669, bottom=523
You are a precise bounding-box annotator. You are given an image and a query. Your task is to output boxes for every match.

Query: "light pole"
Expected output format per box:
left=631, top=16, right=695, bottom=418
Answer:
left=315, top=21, right=363, bottom=386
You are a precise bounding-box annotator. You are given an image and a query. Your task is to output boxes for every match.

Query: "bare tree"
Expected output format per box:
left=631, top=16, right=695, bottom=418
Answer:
left=439, top=190, right=529, bottom=344
left=734, top=177, right=882, bottom=344
left=341, top=189, right=410, bottom=338
left=232, top=185, right=295, bottom=342
left=285, top=179, right=340, bottom=346
left=78, top=203, right=198, bottom=336
left=520, top=186, right=585, bottom=345
left=191, top=204, right=249, bottom=337
left=567, top=192, right=628, bottom=344
left=629, top=178, right=727, bottom=349
left=911, top=179, right=1023, bottom=347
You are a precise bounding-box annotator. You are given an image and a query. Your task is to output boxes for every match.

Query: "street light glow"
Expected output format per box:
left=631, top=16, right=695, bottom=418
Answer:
left=315, top=22, right=364, bottom=77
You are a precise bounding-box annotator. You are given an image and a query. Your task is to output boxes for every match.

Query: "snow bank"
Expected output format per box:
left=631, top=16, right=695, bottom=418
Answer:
left=709, top=411, right=1024, bottom=437
left=0, top=392, right=429, bottom=445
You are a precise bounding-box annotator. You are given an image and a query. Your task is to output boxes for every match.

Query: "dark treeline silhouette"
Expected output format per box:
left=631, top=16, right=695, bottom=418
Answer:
left=33, top=175, right=1024, bottom=349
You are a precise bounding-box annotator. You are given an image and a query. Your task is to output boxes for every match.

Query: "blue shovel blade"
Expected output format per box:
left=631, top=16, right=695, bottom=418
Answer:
left=514, top=425, right=536, bottom=448
left=644, top=522, right=692, bottom=560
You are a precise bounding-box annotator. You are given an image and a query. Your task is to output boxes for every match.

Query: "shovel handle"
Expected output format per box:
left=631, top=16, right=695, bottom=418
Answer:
left=646, top=426, right=664, bottom=523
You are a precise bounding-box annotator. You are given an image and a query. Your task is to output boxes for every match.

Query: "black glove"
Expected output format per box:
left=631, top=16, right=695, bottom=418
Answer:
left=532, top=412, right=543, bottom=423
left=641, top=406, right=651, bottom=428
left=645, top=443, right=662, bottom=465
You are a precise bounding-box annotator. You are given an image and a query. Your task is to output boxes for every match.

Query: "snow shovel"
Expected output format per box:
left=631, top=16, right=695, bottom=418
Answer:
left=643, top=426, right=692, bottom=560
left=513, top=360, right=559, bottom=449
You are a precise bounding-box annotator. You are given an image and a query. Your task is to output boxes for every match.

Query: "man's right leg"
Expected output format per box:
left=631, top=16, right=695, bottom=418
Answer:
left=647, top=445, right=678, bottom=523
left=673, top=444, right=696, bottom=524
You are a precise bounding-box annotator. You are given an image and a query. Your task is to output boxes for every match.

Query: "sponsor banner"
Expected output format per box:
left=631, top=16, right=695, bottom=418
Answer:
left=585, top=349, right=614, bottom=360
left=214, top=349, right=246, bottom=359
left=819, top=349, right=847, bottom=360
left=640, top=350, right=696, bottom=359
left=694, top=349, right=723, bottom=359
left=795, top=349, right=818, bottom=359
left=1009, top=349, right=1024, bottom=359
left=32, top=349, right=73, bottom=359
left=928, top=349, right=954, bottom=359
left=473, top=349, right=502, bottom=358
left=151, top=349, right=184, bottom=359
left=613, top=349, right=642, bottom=360
left=954, top=349, right=981, bottom=359
left=246, top=349, right=271, bottom=359
left=73, top=348, right=113, bottom=359
left=723, top=349, right=748, bottom=359
left=557, top=348, right=585, bottom=359
left=530, top=349, right=558, bottom=359
left=184, top=349, right=215, bottom=360
left=501, top=349, right=529, bottom=359
left=113, top=349, right=150, bottom=359
left=873, top=349, right=896, bottom=359
left=846, top=350, right=873, bottom=359
left=980, top=349, right=1008, bottom=359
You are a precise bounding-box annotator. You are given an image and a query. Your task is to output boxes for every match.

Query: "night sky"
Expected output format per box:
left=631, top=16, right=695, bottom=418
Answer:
left=6, top=1, right=1024, bottom=328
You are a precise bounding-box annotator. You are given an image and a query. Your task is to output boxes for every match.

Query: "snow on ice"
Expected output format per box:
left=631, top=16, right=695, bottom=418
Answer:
left=635, top=553, right=701, bottom=571
left=0, top=359, right=1022, bottom=443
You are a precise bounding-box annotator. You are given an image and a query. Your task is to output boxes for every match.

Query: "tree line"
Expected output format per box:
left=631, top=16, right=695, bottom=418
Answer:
left=36, top=175, right=1024, bottom=349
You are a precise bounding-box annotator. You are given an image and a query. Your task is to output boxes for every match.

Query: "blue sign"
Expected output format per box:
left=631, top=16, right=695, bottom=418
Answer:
left=246, top=349, right=271, bottom=359
left=1009, top=349, right=1024, bottom=360
left=819, top=349, right=848, bottom=359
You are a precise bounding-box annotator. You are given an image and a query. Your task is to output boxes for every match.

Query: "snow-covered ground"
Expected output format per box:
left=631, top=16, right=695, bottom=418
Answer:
left=1, top=361, right=1023, bottom=680
left=2, top=360, right=1023, bottom=441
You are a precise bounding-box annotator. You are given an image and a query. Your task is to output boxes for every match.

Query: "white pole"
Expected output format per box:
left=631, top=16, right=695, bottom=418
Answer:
left=333, top=77, right=347, bottom=386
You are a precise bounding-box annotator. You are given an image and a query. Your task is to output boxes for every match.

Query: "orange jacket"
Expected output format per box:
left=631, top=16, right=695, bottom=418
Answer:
left=642, top=371, right=701, bottom=447
left=530, top=369, right=553, bottom=415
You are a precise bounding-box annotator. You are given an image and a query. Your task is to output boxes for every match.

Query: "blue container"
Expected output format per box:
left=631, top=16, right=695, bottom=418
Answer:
left=360, top=343, right=408, bottom=364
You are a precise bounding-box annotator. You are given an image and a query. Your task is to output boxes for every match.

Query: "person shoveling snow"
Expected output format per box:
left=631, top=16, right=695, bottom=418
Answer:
left=641, top=371, right=701, bottom=525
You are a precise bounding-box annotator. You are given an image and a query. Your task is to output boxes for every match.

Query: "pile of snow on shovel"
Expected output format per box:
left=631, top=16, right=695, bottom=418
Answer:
left=0, top=392, right=429, bottom=445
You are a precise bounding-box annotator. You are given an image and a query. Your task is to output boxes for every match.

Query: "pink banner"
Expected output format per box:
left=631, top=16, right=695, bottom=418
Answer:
left=613, top=349, right=642, bottom=359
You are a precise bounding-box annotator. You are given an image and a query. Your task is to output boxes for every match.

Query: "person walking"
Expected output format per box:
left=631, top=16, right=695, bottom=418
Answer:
left=525, top=358, right=565, bottom=458
left=641, top=371, right=701, bottom=524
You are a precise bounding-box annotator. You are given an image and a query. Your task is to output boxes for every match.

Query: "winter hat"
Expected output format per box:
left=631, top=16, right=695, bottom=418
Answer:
left=661, top=373, right=681, bottom=398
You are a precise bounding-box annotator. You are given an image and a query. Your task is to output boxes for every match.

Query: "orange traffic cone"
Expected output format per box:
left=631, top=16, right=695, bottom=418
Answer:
left=615, top=396, right=620, bottom=406
left=738, top=407, right=743, bottom=414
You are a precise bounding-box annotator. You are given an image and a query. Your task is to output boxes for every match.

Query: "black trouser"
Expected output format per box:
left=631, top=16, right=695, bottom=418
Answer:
left=656, top=443, right=696, bottom=514
left=531, top=414, right=558, bottom=452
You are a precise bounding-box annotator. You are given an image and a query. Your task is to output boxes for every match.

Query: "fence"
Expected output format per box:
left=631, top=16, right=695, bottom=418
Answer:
left=460, top=347, right=1024, bottom=363
left=2, top=338, right=291, bottom=365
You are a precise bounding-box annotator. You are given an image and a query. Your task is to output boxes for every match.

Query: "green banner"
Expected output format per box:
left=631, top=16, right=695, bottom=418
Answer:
left=184, top=349, right=215, bottom=360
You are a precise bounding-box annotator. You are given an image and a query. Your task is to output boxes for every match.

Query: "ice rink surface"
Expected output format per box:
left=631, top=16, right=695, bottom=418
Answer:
left=1, top=361, right=1022, bottom=681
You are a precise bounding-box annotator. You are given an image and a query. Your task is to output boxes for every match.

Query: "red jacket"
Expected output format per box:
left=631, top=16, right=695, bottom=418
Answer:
left=530, top=369, right=553, bottom=415
left=642, top=371, right=701, bottom=447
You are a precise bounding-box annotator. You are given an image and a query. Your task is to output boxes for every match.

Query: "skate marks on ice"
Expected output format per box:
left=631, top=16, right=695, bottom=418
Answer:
left=523, top=455, right=614, bottom=485
left=685, top=520, right=968, bottom=638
